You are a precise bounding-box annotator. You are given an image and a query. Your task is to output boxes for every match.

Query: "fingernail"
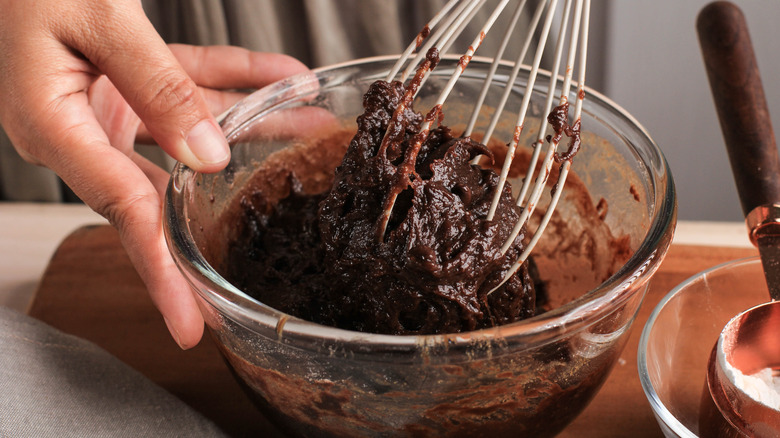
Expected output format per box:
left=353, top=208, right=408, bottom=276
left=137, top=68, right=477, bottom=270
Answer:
left=186, top=119, right=229, bottom=165
left=164, top=317, right=186, bottom=349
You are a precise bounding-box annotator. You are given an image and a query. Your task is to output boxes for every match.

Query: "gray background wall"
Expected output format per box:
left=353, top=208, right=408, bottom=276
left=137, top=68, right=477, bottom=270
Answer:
left=601, top=0, right=780, bottom=222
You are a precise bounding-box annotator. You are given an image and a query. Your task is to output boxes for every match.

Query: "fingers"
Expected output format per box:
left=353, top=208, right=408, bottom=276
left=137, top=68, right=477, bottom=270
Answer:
left=136, top=46, right=312, bottom=144
left=55, top=1, right=230, bottom=173
left=136, top=88, right=248, bottom=144
left=0, top=0, right=317, bottom=352
left=0, top=0, right=205, bottom=348
left=169, top=44, right=310, bottom=91
left=130, top=151, right=172, bottom=197
left=43, top=93, right=205, bottom=349
left=238, top=106, right=343, bottom=143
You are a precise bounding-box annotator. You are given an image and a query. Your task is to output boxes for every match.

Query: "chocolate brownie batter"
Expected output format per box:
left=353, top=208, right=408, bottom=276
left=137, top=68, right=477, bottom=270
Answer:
left=224, top=51, right=549, bottom=336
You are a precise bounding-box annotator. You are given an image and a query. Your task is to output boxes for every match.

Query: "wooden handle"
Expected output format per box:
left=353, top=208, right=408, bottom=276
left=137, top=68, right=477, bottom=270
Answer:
left=697, top=1, right=780, bottom=217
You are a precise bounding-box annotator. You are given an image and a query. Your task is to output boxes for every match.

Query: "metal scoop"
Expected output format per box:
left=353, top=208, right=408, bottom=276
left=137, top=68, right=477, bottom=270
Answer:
left=698, top=1, right=780, bottom=435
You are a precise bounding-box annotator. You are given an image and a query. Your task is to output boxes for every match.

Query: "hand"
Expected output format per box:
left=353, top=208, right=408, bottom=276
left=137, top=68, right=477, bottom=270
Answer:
left=0, top=0, right=309, bottom=348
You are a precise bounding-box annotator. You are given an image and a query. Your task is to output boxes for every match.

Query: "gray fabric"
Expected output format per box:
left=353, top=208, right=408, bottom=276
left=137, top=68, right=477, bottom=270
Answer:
left=0, top=306, right=227, bottom=437
left=143, top=0, right=428, bottom=66
left=143, top=0, right=538, bottom=67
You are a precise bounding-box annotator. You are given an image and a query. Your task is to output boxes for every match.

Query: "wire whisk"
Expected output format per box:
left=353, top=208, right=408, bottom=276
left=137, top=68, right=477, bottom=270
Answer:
left=377, top=0, right=590, bottom=290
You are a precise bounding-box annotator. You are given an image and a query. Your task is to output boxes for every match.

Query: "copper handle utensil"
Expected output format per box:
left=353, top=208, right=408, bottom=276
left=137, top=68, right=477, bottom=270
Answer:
left=698, top=1, right=780, bottom=435
left=698, top=0, right=780, bottom=300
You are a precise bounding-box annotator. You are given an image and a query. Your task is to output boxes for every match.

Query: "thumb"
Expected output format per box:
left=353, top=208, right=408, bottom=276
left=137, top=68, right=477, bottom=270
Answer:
left=61, top=1, right=230, bottom=172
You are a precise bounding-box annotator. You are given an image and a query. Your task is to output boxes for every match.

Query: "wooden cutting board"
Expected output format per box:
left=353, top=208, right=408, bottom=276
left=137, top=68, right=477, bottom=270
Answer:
left=27, top=224, right=758, bottom=437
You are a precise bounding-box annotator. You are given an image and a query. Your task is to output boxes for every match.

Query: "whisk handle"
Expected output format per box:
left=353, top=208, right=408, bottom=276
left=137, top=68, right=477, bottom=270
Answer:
left=697, top=1, right=780, bottom=216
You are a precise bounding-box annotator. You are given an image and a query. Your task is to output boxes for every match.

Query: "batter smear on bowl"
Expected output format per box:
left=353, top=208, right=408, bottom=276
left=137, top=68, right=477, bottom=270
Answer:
left=225, top=50, right=561, bottom=335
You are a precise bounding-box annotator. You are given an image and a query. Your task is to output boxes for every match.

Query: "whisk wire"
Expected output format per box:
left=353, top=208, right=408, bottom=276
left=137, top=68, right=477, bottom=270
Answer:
left=378, top=0, right=590, bottom=289
left=486, top=0, right=562, bottom=222
left=499, top=0, right=581, bottom=253
left=377, top=0, right=513, bottom=240
left=385, top=0, right=462, bottom=82
left=388, top=0, right=485, bottom=84
left=466, top=0, right=547, bottom=143
left=465, top=0, right=531, bottom=139
left=494, top=0, right=590, bottom=291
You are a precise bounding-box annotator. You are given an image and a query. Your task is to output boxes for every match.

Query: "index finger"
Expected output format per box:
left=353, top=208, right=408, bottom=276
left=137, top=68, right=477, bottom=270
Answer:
left=169, top=44, right=311, bottom=91
left=55, top=1, right=230, bottom=173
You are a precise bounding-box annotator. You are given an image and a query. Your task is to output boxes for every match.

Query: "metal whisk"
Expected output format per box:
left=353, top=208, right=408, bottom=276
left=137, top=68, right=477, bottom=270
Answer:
left=379, top=0, right=590, bottom=290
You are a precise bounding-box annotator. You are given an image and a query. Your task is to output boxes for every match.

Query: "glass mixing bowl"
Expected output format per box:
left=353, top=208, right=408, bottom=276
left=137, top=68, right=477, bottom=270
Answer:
left=165, top=56, right=676, bottom=437
left=639, top=257, right=769, bottom=438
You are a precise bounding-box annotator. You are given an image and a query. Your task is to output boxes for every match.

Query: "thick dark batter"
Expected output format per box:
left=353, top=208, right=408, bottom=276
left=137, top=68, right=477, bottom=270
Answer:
left=225, top=54, right=544, bottom=335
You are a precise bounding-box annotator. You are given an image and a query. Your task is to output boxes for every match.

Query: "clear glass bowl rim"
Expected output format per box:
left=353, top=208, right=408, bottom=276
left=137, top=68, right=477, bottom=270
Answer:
left=165, top=55, right=677, bottom=359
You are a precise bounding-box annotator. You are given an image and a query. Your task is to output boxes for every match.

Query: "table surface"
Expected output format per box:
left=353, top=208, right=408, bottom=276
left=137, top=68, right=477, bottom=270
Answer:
left=15, top=208, right=759, bottom=437
left=0, top=202, right=106, bottom=312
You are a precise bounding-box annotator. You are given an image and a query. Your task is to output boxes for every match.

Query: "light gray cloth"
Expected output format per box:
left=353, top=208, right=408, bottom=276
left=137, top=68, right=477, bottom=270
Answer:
left=0, top=306, right=227, bottom=437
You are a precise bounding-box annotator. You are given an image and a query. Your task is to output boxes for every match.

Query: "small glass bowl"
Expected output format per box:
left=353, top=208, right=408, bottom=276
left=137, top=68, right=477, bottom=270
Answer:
left=165, top=56, right=676, bottom=436
left=638, top=257, right=768, bottom=437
